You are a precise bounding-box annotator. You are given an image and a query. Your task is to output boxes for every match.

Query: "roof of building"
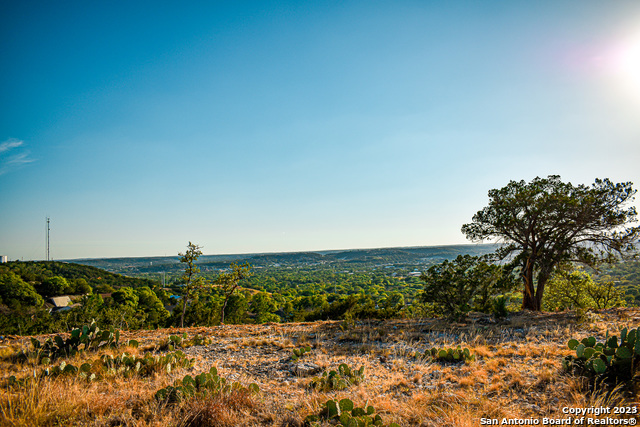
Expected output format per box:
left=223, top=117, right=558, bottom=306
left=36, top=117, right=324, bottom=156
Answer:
left=50, top=296, right=73, bottom=308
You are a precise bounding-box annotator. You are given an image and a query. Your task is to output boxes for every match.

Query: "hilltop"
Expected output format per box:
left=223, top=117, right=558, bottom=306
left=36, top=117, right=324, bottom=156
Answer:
left=1, top=309, right=639, bottom=426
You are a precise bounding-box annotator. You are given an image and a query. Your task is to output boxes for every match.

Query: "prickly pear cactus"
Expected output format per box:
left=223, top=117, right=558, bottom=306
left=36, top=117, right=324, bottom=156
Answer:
left=563, top=327, right=640, bottom=395
left=155, top=365, right=259, bottom=404
left=26, top=321, right=124, bottom=363
left=291, top=345, right=312, bottom=361
left=425, top=345, right=475, bottom=363
left=310, top=364, right=365, bottom=392
left=305, top=399, right=400, bottom=427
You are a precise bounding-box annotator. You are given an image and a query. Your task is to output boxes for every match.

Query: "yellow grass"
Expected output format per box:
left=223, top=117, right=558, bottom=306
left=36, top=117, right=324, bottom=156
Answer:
left=1, top=308, right=639, bottom=425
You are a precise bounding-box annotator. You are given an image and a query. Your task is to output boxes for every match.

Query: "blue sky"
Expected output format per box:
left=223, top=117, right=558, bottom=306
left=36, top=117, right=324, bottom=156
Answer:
left=1, top=1, right=639, bottom=260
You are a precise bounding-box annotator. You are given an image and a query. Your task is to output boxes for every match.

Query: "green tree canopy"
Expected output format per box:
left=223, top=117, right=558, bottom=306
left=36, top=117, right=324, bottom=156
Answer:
left=178, top=242, right=207, bottom=328
left=462, top=176, right=639, bottom=311
left=136, top=286, right=170, bottom=326
left=216, top=263, right=252, bottom=325
left=38, top=276, right=69, bottom=297
left=251, top=292, right=280, bottom=324
left=112, top=286, right=139, bottom=309
left=543, top=268, right=625, bottom=311
left=420, top=255, right=514, bottom=320
left=0, top=272, right=44, bottom=308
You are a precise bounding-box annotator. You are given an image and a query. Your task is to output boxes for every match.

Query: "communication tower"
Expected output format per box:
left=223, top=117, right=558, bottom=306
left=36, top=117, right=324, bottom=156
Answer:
left=46, top=217, right=50, bottom=261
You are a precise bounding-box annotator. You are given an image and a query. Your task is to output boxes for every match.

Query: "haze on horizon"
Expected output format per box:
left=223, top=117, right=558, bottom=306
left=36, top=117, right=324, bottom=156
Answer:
left=1, top=1, right=639, bottom=261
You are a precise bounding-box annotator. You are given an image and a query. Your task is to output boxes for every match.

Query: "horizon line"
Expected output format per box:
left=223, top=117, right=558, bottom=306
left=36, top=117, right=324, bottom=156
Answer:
left=58, top=241, right=499, bottom=262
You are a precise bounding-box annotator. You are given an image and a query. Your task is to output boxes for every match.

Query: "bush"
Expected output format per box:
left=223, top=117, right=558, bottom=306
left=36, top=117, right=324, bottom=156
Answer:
left=544, top=268, right=625, bottom=311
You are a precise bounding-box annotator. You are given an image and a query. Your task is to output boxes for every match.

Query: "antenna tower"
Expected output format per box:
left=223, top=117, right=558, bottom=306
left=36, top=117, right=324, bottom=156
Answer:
left=46, top=217, right=50, bottom=261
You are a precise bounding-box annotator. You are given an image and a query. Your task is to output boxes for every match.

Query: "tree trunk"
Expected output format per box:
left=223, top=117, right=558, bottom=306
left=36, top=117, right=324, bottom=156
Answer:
left=220, top=298, right=227, bottom=325
left=180, top=298, right=187, bottom=328
left=533, top=270, right=550, bottom=312
left=521, top=257, right=540, bottom=311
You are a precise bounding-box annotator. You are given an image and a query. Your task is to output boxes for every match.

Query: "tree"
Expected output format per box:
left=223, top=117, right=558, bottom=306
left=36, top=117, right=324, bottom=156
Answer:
left=462, top=176, right=639, bottom=311
left=136, top=286, right=170, bottom=326
left=112, top=286, right=139, bottom=309
left=420, top=255, right=514, bottom=320
left=216, top=263, right=252, bottom=325
left=0, top=272, right=44, bottom=308
left=543, top=268, right=625, bottom=311
left=38, top=276, right=68, bottom=297
left=178, top=242, right=207, bottom=328
left=73, top=278, right=92, bottom=295
left=251, top=292, right=280, bottom=324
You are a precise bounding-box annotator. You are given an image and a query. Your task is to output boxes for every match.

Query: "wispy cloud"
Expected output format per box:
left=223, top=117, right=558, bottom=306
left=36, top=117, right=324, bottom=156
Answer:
left=0, top=138, right=36, bottom=176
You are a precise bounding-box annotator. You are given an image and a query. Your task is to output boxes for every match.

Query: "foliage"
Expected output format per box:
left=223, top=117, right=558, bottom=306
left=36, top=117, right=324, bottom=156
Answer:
left=155, top=332, right=212, bottom=351
left=544, top=268, right=626, bottom=311
left=178, top=242, right=207, bottom=328
left=310, top=364, right=365, bottom=392
left=111, top=286, right=138, bottom=309
left=291, top=345, right=311, bottom=362
left=169, top=293, right=221, bottom=327
left=562, top=327, right=640, bottom=396
left=216, top=262, right=252, bottom=325
left=25, top=320, right=123, bottom=363
left=221, top=292, right=249, bottom=324
left=420, top=255, right=515, bottom=320
left=492, top=295, right=510, bottom=319
left=9, top=349, right=191, bottom=386
left=155, top=366, right=259, bottom=404
left=591, top=259, right=640, bottom=306
left=423, top=346, right=475, bottom=363
left=0, top=272, right=44, bottom=309
left=251, top=292, right=281, bottom=323
left=305, top=398, right=400, bottom=427
left=37, top=276, right=69, bottom=297
left=135, top=286, right=170, bottom=325
left=0, top=261, right=154, bottom=292
left=462, top=176, right=639, bottom=311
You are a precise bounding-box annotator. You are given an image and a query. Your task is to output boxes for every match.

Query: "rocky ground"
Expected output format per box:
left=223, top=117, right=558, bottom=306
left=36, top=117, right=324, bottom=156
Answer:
left=2, top=309, right=640, bottom=426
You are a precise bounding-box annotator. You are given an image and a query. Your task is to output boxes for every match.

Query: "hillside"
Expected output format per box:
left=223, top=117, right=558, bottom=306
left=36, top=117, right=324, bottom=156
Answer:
left=71, top=244, right=501, bottom=275
left=1, top=309, right=639, bottom=426
left=1, top=261, right=158, bottom=291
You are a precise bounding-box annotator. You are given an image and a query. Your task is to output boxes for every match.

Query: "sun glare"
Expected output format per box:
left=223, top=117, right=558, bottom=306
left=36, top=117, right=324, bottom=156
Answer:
left=612, top=29, right=640, bottom=101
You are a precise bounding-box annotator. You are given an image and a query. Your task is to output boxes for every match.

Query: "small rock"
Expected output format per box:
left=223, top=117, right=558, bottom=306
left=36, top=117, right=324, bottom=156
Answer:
left=290, top=362, right=322, bottom=377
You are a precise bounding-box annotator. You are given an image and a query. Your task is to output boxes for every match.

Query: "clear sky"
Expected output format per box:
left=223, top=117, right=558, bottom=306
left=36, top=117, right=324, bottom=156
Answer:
left=1, top=1, right=639, bottom=261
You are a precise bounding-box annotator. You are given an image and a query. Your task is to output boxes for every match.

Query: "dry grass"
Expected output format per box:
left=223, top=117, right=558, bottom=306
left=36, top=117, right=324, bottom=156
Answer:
left=1, top=308, right=640, bottom=426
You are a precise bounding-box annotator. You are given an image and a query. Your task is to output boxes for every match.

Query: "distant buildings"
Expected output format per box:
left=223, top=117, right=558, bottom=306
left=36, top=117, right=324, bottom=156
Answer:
left=0, top=255, right=7, bottom=263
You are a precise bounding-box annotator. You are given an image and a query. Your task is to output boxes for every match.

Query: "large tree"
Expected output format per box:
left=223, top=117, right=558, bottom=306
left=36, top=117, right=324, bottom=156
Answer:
left=462, top=175, right=639, bottom=311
